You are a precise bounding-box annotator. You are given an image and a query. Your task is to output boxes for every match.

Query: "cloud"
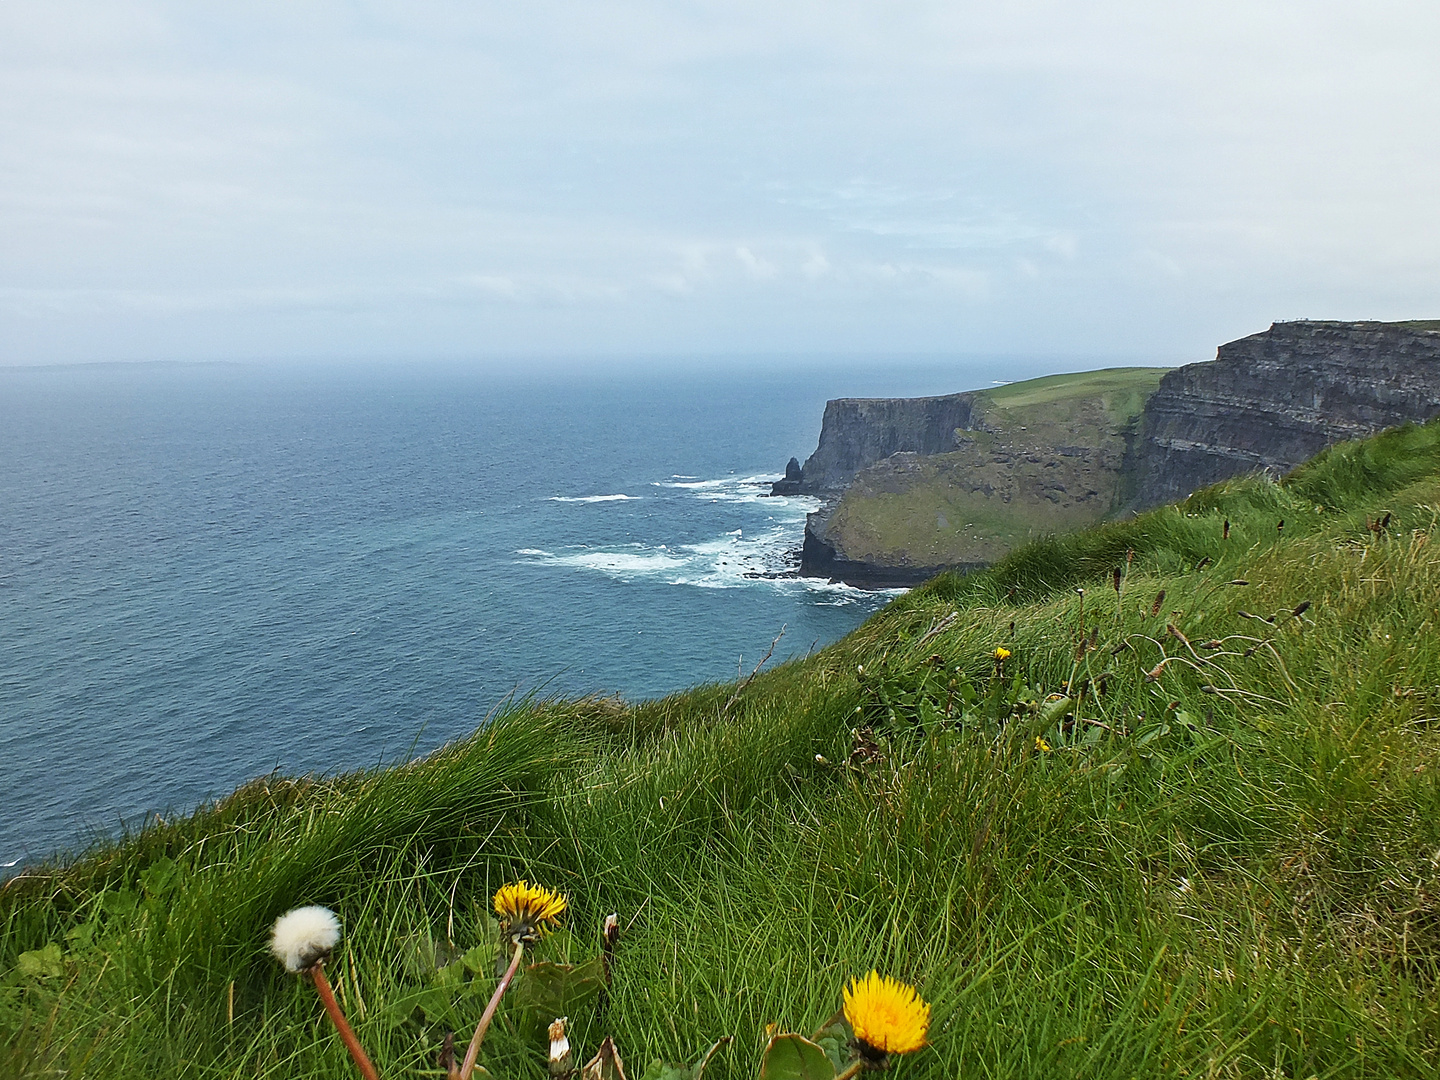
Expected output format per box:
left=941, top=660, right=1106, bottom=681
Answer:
left=734, top=246, right=778, bottom=279
left=1, top=1, right=1438, bottom=364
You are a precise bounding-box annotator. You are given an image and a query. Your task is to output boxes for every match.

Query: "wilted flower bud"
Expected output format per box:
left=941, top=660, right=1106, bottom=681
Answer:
left=549, top=1017, right=574, bottom=1077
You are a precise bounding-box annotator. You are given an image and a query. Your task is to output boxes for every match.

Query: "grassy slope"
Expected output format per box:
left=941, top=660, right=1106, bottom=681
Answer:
left=825, top=367, right=1170, bottom=566
left=5, top=420, right=1440, bottom=1078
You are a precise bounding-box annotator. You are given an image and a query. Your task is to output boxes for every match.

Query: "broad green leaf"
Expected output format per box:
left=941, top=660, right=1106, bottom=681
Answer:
left=1039, top=697, right=1073, bottom=726
left=760, top=1034, right=835, bottom=1080
left=1135, top=723, right=1171, bottom=748
left=17, top=944, right=65, bottom=980
left=138, top=858, right=179, bottom=898
left=514, top=955, right=607, bottom=1036
left=638, top=1062, right=690, bottom=1080
left=399, top=933, right=459, bottom=978
left=809, top=1013, right=852, bottom=1074
left=461, top=943, right=494, bottom=976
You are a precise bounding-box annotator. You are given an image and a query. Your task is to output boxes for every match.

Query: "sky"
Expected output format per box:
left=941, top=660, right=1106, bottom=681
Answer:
left=2, top=1, right=1438, bottom=369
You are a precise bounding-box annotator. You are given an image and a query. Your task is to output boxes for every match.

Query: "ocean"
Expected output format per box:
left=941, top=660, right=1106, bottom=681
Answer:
left=0, top=356, right=1037, bottom=866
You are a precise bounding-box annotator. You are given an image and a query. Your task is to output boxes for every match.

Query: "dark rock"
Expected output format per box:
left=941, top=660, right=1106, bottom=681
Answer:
left=1133, top=320, right=1440, bottom=508
left=768, top=456, right=805, bottom=495
left=799, top=506, right=975, bottom=588
left=792, top=393, right=979, bottom=493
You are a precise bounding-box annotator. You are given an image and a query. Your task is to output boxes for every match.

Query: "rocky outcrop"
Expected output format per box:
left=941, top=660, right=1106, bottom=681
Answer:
left=769, top=457, right=804, bottom=496
left=801, top=499, right=974, bottom=588
left=1133, top=320, right=1440, bottom=508
left=772, top=393, right=979, bottom=495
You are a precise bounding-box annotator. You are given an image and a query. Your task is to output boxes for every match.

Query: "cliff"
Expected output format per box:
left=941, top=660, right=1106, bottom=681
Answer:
left=778, top=392, right=980, bottom=494
left=798, top=368, right=1169, bottom=585
left=783, top=320, right=1440, bottom=586
left=1133, top=320, right=1440, bottom=508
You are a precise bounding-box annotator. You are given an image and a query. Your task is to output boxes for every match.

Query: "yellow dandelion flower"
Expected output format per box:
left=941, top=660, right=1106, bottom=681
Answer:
left=1035, top=736, right=1052, bottom=752
left=843, top=971, right=930, bottom=1057
left=494, top=880, right=567, bottom=944
left=993, top=647, right=1011, bottom=660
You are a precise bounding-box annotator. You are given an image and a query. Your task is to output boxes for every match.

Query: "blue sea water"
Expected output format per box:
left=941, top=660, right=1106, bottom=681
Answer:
left=0, top=357, right=1037, bottom=866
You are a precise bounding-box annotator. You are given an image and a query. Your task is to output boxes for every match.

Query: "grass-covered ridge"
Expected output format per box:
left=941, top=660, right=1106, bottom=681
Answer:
left=6, top=420, right=1440, bottom=1078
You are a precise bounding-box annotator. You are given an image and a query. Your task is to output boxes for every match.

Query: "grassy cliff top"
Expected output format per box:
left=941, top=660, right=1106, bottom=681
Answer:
left=979, top=365, right=1171, bottom=411
left=5, top=419, right=1440, bottom=1078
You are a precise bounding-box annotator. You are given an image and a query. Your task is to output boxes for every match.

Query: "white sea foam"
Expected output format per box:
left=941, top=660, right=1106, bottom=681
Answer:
left=516, top=472, right=905, bottom=600
left=548, top=494, right=638, bottom=503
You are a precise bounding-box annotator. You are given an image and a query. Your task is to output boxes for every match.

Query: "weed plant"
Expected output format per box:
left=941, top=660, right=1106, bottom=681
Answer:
left=5, top=423, right=1440, bottom=1078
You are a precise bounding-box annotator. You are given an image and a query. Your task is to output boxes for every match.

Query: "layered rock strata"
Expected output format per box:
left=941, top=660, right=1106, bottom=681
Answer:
left=1133, top=320, right=1440, bottom=508
left=779, top=393, right=979, bottom=494
left=792, top=369, right=1169, bottom=585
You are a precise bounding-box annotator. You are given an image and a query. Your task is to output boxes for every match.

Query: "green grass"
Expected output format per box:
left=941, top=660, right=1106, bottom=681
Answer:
left=6, top=422, right=1440, bottom=1078
left=981, top=366, right=1170, bottom=416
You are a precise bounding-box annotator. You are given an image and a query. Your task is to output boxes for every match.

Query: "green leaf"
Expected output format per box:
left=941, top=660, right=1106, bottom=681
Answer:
left=461, top=943, right=494, bottom=976
left=638, top=1035, right=731, bottom=1080
left=138, top=858, right=179, bottom=898
left=1173, top=710, right=1200, bottom=731
left=639, top=1062, right=690, bottom=1080
left=17, top=944, right=65, bottom=980
left=760, top=1035, right=836, bottom=1080
left=809, top=1013, right=852, bottom=1074
left=1135, top=723, right=1171, bottom=748
left=513, top=955, right=607, bottom=1036
left=1039, top=697, right=1074, bottom=726
left=100, top=889, right=138, bottom=917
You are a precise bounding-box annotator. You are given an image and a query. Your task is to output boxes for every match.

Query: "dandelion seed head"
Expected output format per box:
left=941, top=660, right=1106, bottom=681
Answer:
left=270, top=905, right=341, bottom=973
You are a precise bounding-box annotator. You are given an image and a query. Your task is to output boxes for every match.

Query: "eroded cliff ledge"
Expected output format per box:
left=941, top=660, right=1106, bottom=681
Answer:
left=1133, top=320, right=1440, bottom=508
left=773, top=393, right=980, bottom=495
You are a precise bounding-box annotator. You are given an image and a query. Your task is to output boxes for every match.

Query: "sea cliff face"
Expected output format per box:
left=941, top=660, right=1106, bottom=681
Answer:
left=782, top=320, right=1440, bottom=586
left=782, top=393, right=979, bottom=494
left=1133, top=320, right=1440, bottom=508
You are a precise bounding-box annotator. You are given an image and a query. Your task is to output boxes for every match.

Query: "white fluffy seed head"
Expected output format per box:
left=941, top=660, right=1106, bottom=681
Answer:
left=270, top=905, right=342, bottom=973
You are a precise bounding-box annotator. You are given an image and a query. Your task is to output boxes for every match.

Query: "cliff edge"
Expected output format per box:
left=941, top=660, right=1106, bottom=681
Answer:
left=1133, top=320, right=1440, bottom=508
left=782, top=319, right=1440, bottom=587
left=799, top=368, right=1169, bottom=585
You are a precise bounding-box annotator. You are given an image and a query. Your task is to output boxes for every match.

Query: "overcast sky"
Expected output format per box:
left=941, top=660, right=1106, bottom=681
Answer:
left=2, top=1, right=1438, bottom=368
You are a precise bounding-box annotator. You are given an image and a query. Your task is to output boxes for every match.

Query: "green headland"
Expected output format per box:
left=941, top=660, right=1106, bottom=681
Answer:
left=821, top=367, right=1169, bottom=570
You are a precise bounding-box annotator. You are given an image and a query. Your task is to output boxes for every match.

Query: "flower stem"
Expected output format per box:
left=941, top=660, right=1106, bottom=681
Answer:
left=310, top=962, right=382, bottom=1080
left=835, top=1059, right=867, bottom=1080
left=460, top=941, right=525, bottom=1080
